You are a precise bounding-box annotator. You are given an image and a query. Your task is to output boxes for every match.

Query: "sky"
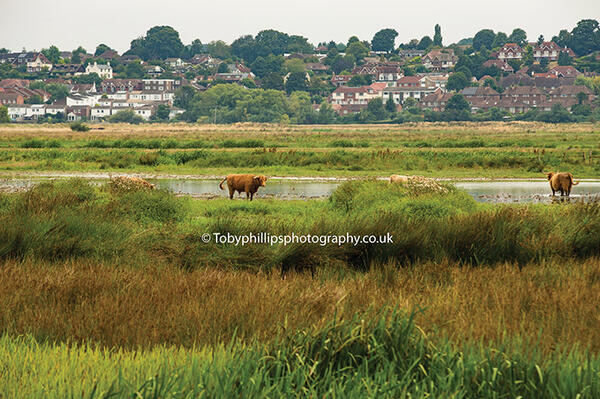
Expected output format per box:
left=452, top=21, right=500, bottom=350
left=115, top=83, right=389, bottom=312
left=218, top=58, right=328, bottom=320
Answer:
left=1, top=0, right=599, bottom=54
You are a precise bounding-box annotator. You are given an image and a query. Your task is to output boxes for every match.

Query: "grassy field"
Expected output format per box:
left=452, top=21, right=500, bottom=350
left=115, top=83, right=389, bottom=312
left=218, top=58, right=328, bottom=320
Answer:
left=1, top=122, right=600, bottom=397
left=0, top=121, right=599, bottom=178
left=1, top=178, right=600, bottom=397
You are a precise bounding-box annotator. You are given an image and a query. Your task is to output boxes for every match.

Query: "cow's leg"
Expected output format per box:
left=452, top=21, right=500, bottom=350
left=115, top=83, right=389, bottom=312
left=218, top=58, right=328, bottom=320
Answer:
left=245, top=190, right=250, bottom=200
left=229, top=186, right=234, bottom=199
left=250, top=192, right=254, bottom=201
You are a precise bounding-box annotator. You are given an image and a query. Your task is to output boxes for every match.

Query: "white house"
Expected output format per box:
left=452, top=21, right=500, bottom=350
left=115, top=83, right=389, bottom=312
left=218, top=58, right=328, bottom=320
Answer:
left=381, top=86, right=436, bottom=105
left=85, top=62, right=113, bottom=79
left=66, top=94, right=101, bottom=107
left=26, top=54, right=53, bottom=73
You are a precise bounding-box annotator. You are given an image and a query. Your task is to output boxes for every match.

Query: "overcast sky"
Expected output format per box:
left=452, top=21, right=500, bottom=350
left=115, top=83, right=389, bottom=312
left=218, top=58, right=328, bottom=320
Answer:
left=1, top=0, right=598, bottom=53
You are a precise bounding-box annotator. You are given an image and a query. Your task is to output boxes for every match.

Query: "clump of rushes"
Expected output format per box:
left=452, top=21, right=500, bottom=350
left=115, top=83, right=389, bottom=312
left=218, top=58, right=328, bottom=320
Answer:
left=70, top=121, right=90, bottom=132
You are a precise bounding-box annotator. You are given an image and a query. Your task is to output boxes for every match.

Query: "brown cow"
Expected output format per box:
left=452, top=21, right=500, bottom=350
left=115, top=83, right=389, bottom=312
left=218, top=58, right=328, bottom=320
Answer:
left=546, top=172, right=579, bottom=196
left=219, top=174, right=267, bottom=200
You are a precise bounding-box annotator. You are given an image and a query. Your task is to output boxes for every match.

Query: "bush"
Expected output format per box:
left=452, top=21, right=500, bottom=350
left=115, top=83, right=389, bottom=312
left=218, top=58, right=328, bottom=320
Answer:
left=70, top=121, right=90, bottom=132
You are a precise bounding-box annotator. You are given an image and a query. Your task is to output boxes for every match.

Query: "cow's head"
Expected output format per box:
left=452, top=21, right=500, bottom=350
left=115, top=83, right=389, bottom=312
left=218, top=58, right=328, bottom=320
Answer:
left=546, top=172, right=555, bottom=181
left=254, top=175, right=267, bottom=187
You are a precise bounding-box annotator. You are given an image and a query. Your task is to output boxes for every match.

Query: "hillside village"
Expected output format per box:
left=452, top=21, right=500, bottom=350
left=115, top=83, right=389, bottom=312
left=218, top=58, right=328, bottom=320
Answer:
left=1, top=20, right=599, bottom=124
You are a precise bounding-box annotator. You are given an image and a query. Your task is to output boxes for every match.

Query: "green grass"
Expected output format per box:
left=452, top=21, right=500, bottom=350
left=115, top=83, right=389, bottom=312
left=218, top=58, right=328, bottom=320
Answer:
left=0, top=147, right=599, bottom=178
left=0, top=122, right=599, bottom=177
left=2, top=310, right=599, bottom=398
left=1, top=179, right=599, bottom=271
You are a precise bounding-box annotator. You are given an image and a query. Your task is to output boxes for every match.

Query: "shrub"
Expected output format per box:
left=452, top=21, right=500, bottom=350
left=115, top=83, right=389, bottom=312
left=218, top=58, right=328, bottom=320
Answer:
left=139, top=152, right=159, bottom=166
left=70, top=121, right=90, bottom=132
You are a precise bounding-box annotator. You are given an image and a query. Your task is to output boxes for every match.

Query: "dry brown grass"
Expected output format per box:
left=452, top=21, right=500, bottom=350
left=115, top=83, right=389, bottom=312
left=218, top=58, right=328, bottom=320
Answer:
left=0, top=121, right=597, bottom=141
left=1, top=258, right=599, bottom=352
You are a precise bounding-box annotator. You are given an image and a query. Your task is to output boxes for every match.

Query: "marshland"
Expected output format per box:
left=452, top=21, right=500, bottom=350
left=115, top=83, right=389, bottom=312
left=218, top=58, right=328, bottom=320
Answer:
left=1, top=122, right=600, bottom=398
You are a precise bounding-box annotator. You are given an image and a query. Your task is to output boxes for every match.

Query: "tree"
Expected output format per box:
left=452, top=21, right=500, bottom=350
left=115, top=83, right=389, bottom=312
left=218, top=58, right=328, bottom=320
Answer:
left=552, top=29, right=572, bottom=48
left=576, top=91, right=589, bottom=105
left=367, top=98, right=387, bottom=120
left=557, top=51, right=572, bottom=66
left=331, top=55, right=355, bottom=74
left=433, top=24, right=443, bottom=47
left=492, top=32, right=508, bottom=49
left=567, top=19, right=600, bottom=56
left=42, top=45, right=61, bottom=63
left=537, top=35, right=545, bottom=45
left=473, top=29, right=495, bottom=51
left=317, top=102, right=336, bottom=124
left=109, top=109, right=144, bottom=124
left=508, top=28, right=527, bottom=46
left=45, top=83, right=70, bottom=102
left=403, top=97, right=417, bottom=108
left=231, top=35, right=258, bottom=63
left=284, top=58, right=306, bottom=74
left=25, top=94, right=43, bottom=104
left=347, top=36, right=360, bottom=47
left=446, top=72, right=469, bottom=91
left=174, top=86, right=197, bottom=110
left=347, top=74, right=371, bottom=87
left=250, top=54, right=284, bottom=78
left=155, top=104, right=171, bottom=121
left=537, top=103, right=573, bottom=123
left=287, top=35, right=313, bottom=54
left=345, top=41, right=369, bottom=61
left=372, top=28, right=398, bottom=53
left=95, top=44, right=113, bottom=57
left=0, top=106, right=9, bottom=123
left=385, top=98, right=396, bottom=114
left=285, top=72, right=308, bottom=94
left=188, top=39, right=204, bottom=57
left=444, top=94, right=471, bottom=121
left=261, top=73, right=284, bottom=90
left=71, top=46, right=87, bottom=64
left=217, top=63, right=229, bottom=73
left=288, top=91, right=317, bottom=124
left=417, top=36, right=433, bottom=50
left=124, top=61, right=145, bottom=78
left=205, top=41, right=231, bottom=59
left=127, top=26, right=184, bottom=60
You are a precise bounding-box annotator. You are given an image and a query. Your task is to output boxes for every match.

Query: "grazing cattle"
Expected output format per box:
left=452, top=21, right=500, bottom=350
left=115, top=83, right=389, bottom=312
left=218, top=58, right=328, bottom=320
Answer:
left=546, top=172, right=579, bottom=196
left=219, top=174, right=267, bottom=200
left=389, top=174, right=409, bottom=184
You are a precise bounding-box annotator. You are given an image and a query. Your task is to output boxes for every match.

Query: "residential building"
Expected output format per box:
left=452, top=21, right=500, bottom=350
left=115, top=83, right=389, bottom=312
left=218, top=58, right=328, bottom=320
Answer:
left=419, top=88, right=454, bottom=111
left=422, top=49, right=457, bottom=71
left=381, top=86, right=436, bottom=105
left=532, top=41, right=570, bottom=62
left=0, top=91, right=25, bottom=105
left=100, top=79, right=142, bottom=93
left=26, top=53, right=53, bottom=73
left=305, top=63, right=329, bottom=73
left=85, top=62, right=113, bottom=79
left=165, top=58, right=185, bottom=69
left=51, top=64, right=85, bottom=76
left=497, top=43, right=523, bottom=61
left=142, top=79, right=180, bottom=91
left=482, top=59, right=514, bottom=73
left=331, top=75, right=352, bottom=87
left=549, top=66, right=582, bottom=78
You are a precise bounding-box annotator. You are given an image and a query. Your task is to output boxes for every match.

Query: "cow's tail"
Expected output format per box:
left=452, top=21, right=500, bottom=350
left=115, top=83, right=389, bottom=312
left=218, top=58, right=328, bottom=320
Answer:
left=569, top=173, right=579, bottom=185
left=219, top=177, right=227, bottom=190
